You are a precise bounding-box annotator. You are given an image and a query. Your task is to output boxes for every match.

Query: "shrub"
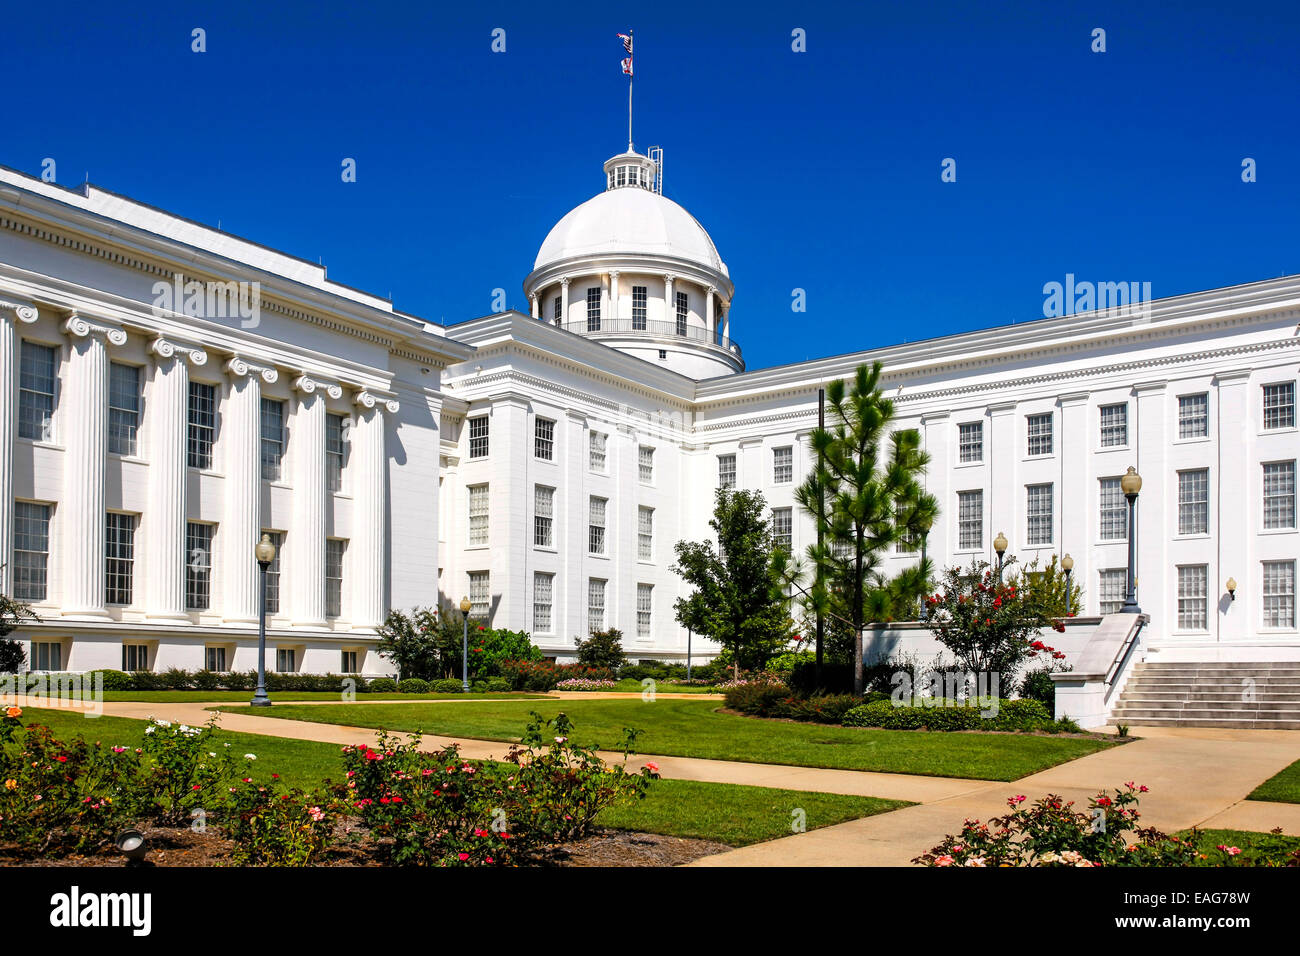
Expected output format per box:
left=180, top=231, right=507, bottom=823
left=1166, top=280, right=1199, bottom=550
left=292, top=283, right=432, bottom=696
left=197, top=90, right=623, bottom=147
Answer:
left=484, top=677, right=511, bottom=692
left=225, top=779, right=336, bottom=866
left=0, top=640, right=27, bottom=674
left=432, top=678, right=464, bottom=694
left=575, top=628, right=627, bottom=670
left=138, top=717, right=244, bottom=824
left=459, top=626, right=543, bottom=680
left=159, top=667, right=194, bottom=690
left=841, top=697, right=1056, bottom=732
left=89, top=669, right=132, bottom=691
left=555, top=678, right=617, bottom=691
left=787, top=660, right=855, bottom=695
left=191, top=669, right=223, bottom=691
left=499, top=659, right=560, bottom=691
left=770, top=694, right=862, bottom=724
left=723, top=681, right=792, bottom=717
left=1019, top=667, right=1058, bottom=712
left=397, top=678, right=430, bottom=694
left=367, top=678, right=397, bottom=693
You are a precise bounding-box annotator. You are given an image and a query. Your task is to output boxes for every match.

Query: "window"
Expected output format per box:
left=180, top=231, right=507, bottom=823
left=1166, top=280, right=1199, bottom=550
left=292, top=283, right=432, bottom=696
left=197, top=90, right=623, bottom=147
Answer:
left=18, top=341, right=57, bottom=441
left=638, top=506, right=654, bottom=560
left=1098, top=477, right=1127, bottom=540
left=1026, top=483, right=1053, bottom=546
left=1178, top=469, right=1209, bottom=535
left=589, top=431, right=607, bottom=471
left=105, top=513, right=136, bottom=605
left=773, top=446, right=793, bottom=484
left=586, top=287, right=601, bottom=331
left=958, top=422, right=983, bottom=463
left=1177, top=565, right=1208, bottom=630
left=122, top=644, right=148, bottom=671
left=637, top=583, right=653, bottom=638
left=552, top=296, right=562, bottom=324
left=772, top=507, right=793, bottom=552
left=718, top=454, right=736, bottom=489
left=587, top=578, right=606, bottom=633
left=658, top=349, right=667, bottom=361
left=1178, top=393, right=1209, bottom=439
left=186, top=522, right=214, bottom=610
left=468, top=571, right=490, bottom=620
left=588, top=496, right=607, bottom=555
left=675, top=291, right=688, bottom=335
left=1100, top=403, right=1128, bottom=447
left=187, top=381, right=217, bottom=469
left=13, top=502, right=50, bottom=601
left=262, top=531, right=282, bottom=614
left=534, top=417, right=555, bottom=460
left=632, top=286, right=647, bottom=329
left=534, top=485, right=554, bottom=548
left=326, top=413, right=348, bottom=492
left=1099, top=569, right=1126, bottom=615
left=276, top=648, right=297, bottom=672
left=108, top=362, right=141, bottom=455
left=259, top=398, right=286, bottom=480
left=326, top=539, right=346, bottom=617
left=1263, top=383, right=1296, bottom=430
left=1026, top=413, right=1052, bottom=457
left=468, top=484, right=489, bottom=546
left=205, top=646, right=226, bottom=672
left=1263, top=461, right=1297, bottom=529
left=1263, top=561, right=1296, bottom=628
left=638, top=445, right=654, bottom=483
left=533, top=572, right=554, bottom=633
left=32, top=642, right=61, bottom=672
left=957, top=490, right=983, bottom=550
left=467, top=415, right=489, bottom=459
left=341, top=650, right=358, bottom=673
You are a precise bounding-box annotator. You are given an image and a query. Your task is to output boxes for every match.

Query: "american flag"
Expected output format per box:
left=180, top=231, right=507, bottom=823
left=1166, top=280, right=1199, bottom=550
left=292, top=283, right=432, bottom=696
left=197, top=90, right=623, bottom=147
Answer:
left=618, top=32, right=633, bottom=54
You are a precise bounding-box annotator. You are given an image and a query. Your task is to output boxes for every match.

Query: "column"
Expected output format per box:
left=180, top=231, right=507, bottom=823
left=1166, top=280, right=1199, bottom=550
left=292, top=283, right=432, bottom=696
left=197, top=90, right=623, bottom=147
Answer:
left=663, top=274, right=675, bottom=327
left=600, top=274, right=610, bottom=327
left=1214, top=372, right=1252, bottom=642
left=529, top=293, right=539, bottom=319
left=987, top=402, right=1017, bottom=561
left=1057, top=392, right=1090, bottom=603
left=705, top=286, right=716, bottom=342
left=223, top=358, right=276, bottom=622
left=350, top=391, right=398, bottom=629
left=721, top=303, right=730, bottom=344
left=921, top=411, right=950, bottom=567
left=0, top=302, right=38, bottom=595
left=559, top=278, right=569, bottom=326
left=1134, top=381, right=1169, bottom=631
left=290, top=375, right=339, bottom=626
left=146, top=337, right=208, bottom=619
left=608, top=271, right=620, bottom=323
left=61, top=314, right=126, bottom=617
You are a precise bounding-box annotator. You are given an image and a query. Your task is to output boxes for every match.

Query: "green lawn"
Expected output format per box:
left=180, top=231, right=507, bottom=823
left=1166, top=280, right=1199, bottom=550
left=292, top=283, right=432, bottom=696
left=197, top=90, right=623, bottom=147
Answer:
left=215, top=698, right=1114, bottom=781
left=1247, top=759, right=1300, bottom=804
left=16, top=707, right=907, bottom=847
left=1179, top=828, right=1300, bottom=865
left=606, top=678, right=721, bottom=695
left=19, top=690, right=548, bottom=703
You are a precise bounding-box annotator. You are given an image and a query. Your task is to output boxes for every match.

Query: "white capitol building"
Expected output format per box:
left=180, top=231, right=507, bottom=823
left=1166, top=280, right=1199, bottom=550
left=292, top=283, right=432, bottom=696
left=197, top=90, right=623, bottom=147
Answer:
left=1, top=145, right=1298, bottom=704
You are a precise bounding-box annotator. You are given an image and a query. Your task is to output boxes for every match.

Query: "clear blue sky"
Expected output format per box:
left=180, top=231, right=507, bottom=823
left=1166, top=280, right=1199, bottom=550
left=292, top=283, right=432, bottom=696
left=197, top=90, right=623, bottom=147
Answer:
left=6, top=0, right=1298, bottom=370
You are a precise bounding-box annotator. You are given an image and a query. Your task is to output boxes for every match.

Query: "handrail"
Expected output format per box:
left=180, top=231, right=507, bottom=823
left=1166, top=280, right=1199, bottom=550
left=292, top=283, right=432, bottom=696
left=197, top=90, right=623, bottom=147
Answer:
left=1103, top=615, right=1146, bottom=703
left=555, top=317, right=741, bottom=357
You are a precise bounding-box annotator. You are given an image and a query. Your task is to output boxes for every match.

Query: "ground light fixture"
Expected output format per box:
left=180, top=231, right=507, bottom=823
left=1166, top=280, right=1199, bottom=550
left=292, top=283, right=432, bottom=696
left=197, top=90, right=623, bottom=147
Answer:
left=114, top=829, right=149, bottom=865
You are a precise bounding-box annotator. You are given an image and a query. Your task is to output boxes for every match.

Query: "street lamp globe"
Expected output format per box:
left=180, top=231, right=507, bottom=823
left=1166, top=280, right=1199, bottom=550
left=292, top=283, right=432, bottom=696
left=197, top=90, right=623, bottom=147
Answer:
left=1061, top=553, right=1074, bottom=573
left=255, top=533, right=276, bottom=566
left=1120, top=466, right=1143, bottom=497
left=459, top=596, right=472, bottom=615
left=993, top=532, right=1008, bottom=557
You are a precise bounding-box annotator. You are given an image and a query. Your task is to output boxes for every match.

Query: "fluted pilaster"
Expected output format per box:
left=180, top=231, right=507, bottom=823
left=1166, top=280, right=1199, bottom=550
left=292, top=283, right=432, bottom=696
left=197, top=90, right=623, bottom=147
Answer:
left=350, top=390, right=398, bottom=629
left=0, top=302, right=39, bottom=596
left=290, top=375, right=339, bottom=626
left=222, top=357, right=277, bottom=622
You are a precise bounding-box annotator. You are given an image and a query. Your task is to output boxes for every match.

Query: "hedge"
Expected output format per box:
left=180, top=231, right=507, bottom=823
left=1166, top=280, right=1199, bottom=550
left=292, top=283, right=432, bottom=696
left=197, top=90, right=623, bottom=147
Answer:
left=842, top=697, right=1055, bottom=732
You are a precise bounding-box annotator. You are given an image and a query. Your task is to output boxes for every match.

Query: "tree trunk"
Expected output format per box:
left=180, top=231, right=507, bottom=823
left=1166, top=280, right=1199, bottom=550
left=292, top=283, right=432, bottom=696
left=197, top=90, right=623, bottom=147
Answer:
left=854, top=625, right=865, bottom=695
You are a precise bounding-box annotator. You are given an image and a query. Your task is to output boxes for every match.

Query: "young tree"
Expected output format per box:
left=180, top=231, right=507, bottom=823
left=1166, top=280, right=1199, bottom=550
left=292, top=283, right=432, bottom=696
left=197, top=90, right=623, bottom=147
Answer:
left=0, top=589, right=37, bottom=673
left=375, top=605, right=452, bottom=680
left=795, top=362, right=938, bottom=694
left=672, top=488, right=793, bottom=677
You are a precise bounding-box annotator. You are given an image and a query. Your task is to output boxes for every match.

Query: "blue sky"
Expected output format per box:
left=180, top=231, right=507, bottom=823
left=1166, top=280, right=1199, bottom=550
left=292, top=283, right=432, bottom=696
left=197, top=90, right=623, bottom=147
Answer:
left=6, top=0, right=1298, bottom=370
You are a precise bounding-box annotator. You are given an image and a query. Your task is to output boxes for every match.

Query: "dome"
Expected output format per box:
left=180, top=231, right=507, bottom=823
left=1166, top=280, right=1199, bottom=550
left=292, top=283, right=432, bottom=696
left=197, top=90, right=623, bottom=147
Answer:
left=533, top=187, right=728, bottom=276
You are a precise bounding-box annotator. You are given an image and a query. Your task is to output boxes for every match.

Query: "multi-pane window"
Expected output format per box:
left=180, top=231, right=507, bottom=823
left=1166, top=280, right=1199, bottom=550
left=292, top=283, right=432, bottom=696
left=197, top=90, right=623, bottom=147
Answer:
left=122, top=644, right=148, bottom=671
left=589, top=431, right=607, bottom=472
left=1263, top=461, right=1297, bottom=529
left=958, top=422, right=983, bottom=463
left=468, top=571, right=490, bottom=620
left=1099, top=569, right=1126, bottom=615
left=1097, top=477, right=1127, bottom=540
left=105, top=513, right=136, bottom=605
left=1100, top=403, right=1128, bottom=447
left=632, top=286, right=647, bottom=329
left=1026, top=413, right=1052, bottom=457
left=639, top=445, right=654, bottom=483
left=1026, top=483, right=1053, bottom=546
left=638, top=506, right=654, bottom=560
left=32, top=642, right=61, bottom=671
left=326, top=539, right=346, bottom=617
left=276, top=648, right=296, bottom=672
left=552, top=296, right=562, bottom=324
left=637, top=583, right=653, bottom=638
left=772, top=507, right=793, bottom=552
left=588, top=496, right=607, bottom=554
left=19, top=341, right=57, bottom=441
left=205, top=646, right=226, bottom=672
left=533, top=572, right=554, bottom=633
left=262, top=531, right=282, bottom=614
left=957, top=490, right=983, bottom=550
left=534, top=485, right=554, bottom=548
left=1262, top=561, right=1296, bottom=628
left=718, top=454, right=736, bottom=489
left=773, top=446, right=793, bottom=484
left=1177, top=565, right=1208, bottom=630
left=1263, top=383, right=1296, bottom=430
left=187, top=382, right=217, bottom=469
left=467, top=416, right=489, bottom=459
left=326, top=413, right=348, bottom=492
left=586, top=287, right=601, bottom=331
left=13, top=502, right=50, bottom=602
left=108, top=362, right=141, bottom=455
left=1178, top=469, right=1209, bottom=535
left=341, top=650, right=358, bottom=673
left=675, top=291, right=688, bottom=335
left=1178, top=393, right=1209, bottom=439
left=260, top=398, right=286, bottom=480
left=535, top=417, right=555, bottom=460
left=587, top=578, right=606, bottom=633
left=185, top=522, right=214, bottom=610
left=468, top=484, right=490, bottom=546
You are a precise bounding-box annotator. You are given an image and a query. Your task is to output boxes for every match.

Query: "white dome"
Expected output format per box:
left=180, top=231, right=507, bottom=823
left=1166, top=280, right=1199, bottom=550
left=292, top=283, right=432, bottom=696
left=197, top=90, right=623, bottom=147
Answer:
left=534, top=188, right=727, bottom=275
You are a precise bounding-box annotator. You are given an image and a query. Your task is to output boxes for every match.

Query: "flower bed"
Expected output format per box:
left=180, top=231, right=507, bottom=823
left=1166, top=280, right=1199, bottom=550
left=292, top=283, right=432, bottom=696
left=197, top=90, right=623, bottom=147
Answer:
left=555, top=678, right=619, bottom=692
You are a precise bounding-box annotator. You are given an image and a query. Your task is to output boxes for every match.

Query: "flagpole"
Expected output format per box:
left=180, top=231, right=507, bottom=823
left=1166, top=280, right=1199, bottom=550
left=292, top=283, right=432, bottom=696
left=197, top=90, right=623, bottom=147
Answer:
left=627, top=30, right=634, bottom=151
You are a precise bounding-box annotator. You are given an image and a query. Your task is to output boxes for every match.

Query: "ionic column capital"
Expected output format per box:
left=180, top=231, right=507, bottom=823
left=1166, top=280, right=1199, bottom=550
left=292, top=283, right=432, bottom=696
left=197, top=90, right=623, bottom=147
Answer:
left=292, top=374, right=342, bottom=399
left=354, top=389, right=400, bottom=414
left=0, top=301, right=39, bottom=324
left=151, top=336, right=208, bottom=366
left=63, top=312, right=127, bottom=346
left=560, top=277, right=570, bottom=289
left=225, top=356, right=278, bottom=383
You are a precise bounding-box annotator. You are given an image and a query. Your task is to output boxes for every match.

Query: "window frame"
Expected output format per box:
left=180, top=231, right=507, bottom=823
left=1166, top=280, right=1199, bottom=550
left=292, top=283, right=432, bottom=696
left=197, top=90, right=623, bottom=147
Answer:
left=105, top=512, right=137, bottom=606
left=1099, top=402, right=1128, bottom=448
left=12, top=501, right=51, bottom=602
left=187, top=381, right=218, bottom=470
left=185, top=521, right=215, bottom=611
left=17, top=340, right=57, bottom=443
left=957, top=421, right=983, bottom=464
left=108, top=361, right=142, bottom=456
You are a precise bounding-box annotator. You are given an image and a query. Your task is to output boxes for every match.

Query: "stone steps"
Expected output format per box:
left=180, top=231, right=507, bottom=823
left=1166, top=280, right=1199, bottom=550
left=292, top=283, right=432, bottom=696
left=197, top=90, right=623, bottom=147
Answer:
left=1111, top=661, right=1300, bottom=729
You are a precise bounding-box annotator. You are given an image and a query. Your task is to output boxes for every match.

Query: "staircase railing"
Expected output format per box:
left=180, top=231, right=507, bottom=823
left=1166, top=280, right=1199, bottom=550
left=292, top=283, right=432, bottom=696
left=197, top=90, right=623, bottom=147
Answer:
left=1104, top=615, right=1147, bottom=705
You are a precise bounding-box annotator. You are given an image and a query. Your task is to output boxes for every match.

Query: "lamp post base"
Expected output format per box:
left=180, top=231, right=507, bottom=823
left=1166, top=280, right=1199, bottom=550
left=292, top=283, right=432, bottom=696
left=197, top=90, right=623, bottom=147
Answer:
left=1120, top=602, right=1143, bottom=615
left=249, top=696, right=272, bottom=707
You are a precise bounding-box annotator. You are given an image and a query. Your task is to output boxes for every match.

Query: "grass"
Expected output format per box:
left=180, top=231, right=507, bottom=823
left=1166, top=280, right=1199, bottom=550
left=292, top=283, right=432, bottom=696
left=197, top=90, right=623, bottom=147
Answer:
left=1178, top=828, right=1300, bottom=865
left=16, top=690, right=548, bottom=703
left=215, top=698, right=1115, bottom=781
left=606, top=678, right=720, bottom=695
left=1247, top=759, right=1300, bottom=804
left=15, top=706, right=906, bottom=847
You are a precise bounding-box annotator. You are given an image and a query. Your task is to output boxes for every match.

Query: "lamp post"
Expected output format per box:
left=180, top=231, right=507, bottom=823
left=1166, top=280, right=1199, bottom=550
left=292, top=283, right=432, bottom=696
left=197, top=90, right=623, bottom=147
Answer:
left=918, top=515, right=933, bottom=620
left=993, top=531, right=1008, bottom=579
left=251, top=533, right=276, bottom=707
left=1061, top=553, right=1074, bottom=617
left=1120, top=466, right=1142, bottom=614
left=459, top=595, right=472, bottom=693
